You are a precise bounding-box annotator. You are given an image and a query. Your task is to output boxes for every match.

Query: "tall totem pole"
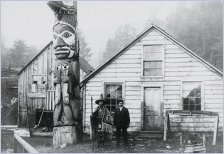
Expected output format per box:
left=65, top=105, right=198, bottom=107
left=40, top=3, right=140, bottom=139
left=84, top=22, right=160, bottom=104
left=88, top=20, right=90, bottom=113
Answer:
left=47, top=1, right=82, bottom=147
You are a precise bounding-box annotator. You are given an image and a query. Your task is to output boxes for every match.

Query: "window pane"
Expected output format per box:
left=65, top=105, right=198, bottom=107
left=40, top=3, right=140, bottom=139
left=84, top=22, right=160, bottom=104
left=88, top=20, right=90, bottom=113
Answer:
left=182, top=81, right=201, bottom=111
left=183, top=98, right=189, bottom=105
left=190, top=103, right=195, bottom=110
left=144, top=68, right=156, bottom=76
left=196, top=98, right=201, bottom=105
left=155, top=61, right=162, bottom=68
left=105, top=84, right=122, bottom=99
left=183, top=105, right=189, bottom=110
left=196, top=105, right=201, bottom=111
left=151, top=62, right=156, bottom=68
left=183, top=82, right=201, bottom=98
left=144, top=52, right=162, bottom=61
left=196, top=87, right=201, bottom=97
left=144, top=45, right=162, bottom=53
left=144, top=61, right=151, bottom=68
left=155, top=68, right=162, bottom=76
left=143, top=45, right=162, bottom=60
left=105, top=84, right=123, bottom=112
left=144, top=61, right=162, bottom=76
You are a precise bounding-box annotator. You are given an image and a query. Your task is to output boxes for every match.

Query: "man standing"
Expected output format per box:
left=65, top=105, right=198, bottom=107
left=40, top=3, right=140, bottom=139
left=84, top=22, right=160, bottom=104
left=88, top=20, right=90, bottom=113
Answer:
left=114, top=100, right=130, bottom=147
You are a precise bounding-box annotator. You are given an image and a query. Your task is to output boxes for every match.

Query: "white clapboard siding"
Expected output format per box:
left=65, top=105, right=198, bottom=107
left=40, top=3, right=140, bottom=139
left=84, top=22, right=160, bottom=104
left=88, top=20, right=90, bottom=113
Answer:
left=204, top=99, right=223, bottom=104
left=165, top=62, right=203, bottom=67
left=101, top=68, right=140, bottom=73
left=107, top=63, right=141, bottom=68
left=165, top=67, right=209, bottom=72
left=91, top=76, right=141, bottom=82
left=83, top=28, right=223, bottom=132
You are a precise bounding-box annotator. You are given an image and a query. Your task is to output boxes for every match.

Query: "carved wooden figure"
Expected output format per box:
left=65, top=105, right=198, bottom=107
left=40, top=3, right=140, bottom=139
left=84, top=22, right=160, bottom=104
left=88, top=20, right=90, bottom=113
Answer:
left=47, top=1, right=82, bottom=147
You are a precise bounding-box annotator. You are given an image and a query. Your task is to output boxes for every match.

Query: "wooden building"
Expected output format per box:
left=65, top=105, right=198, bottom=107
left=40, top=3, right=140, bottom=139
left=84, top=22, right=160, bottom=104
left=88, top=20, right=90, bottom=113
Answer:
left=1, top=68, right=19, bottom=106
left=17, top=42, right=94, bottom=127
left=81, top=25, right=223, bottom=132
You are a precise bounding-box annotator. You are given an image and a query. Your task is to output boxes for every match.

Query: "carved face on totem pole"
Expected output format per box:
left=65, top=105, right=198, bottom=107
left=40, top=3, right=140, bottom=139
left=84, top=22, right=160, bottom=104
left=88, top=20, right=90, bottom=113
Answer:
left=53, top=23, right=78, bottom=59
left=48, top=1, right=78, bottom=60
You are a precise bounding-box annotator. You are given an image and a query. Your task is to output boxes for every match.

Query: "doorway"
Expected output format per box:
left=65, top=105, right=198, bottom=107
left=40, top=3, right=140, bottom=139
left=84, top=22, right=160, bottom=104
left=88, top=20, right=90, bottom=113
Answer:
left=143, top=87, right=163, bottom=131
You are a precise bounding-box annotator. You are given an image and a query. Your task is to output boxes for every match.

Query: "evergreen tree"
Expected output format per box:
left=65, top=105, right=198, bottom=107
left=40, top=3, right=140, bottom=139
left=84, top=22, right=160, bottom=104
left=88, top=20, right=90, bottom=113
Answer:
left=165, top=0, right=223, bottom=70
left=77, top=30, right=92, bottom=62
left=100, top=24, right=137, bottom=64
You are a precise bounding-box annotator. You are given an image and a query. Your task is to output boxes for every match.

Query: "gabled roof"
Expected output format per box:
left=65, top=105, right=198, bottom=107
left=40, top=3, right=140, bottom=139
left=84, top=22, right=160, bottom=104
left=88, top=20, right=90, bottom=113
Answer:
left=18, top=41, right=53, bottom=75
left=81, top=24, right=223, bottom=86
left=18, top=42, right=94, bottom=75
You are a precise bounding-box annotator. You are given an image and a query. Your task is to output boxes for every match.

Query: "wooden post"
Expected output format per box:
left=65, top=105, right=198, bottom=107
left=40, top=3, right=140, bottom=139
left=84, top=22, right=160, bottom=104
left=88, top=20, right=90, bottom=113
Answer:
left=91, top=96, right=93, bottom=114
left=179, top=132, right=183, bottom=147
left=90, top=96, right=93, bottom=139
left=213, top=116, right=219, bottom=145
left=203, top=133, right=206, bottom=147
left=53, top=126, right=78, bottom=148
left=163, top=114, right=168, bottom=141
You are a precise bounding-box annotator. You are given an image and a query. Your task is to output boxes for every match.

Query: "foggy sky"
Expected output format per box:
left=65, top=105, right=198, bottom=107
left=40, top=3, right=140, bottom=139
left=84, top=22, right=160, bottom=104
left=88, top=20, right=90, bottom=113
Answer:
left=1, top=1, right=188, bottom=67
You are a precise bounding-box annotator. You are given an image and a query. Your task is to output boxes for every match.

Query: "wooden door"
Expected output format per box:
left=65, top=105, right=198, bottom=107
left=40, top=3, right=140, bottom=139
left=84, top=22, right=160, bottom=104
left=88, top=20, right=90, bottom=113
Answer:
left=143, top=87, right=163, bottom=131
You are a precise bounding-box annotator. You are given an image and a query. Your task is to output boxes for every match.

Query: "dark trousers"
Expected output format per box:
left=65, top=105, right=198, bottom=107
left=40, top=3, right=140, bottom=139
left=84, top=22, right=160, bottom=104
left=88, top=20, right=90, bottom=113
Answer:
left=116, top=126, right=128, bottom=146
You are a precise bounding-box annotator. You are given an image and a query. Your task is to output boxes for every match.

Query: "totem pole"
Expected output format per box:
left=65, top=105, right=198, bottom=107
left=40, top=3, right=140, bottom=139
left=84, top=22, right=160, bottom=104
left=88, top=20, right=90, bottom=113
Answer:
left=47, top=1, right=82, bottom=147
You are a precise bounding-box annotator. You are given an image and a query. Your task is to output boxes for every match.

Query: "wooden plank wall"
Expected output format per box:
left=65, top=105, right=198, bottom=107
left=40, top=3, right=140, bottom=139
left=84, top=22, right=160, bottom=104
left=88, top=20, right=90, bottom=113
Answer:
left=84, top=44, right=142, bottom=131
left=18, top=42, right=88, bottom=126
left=83, top=28, right=223, bottom=132
left=169, top=114, right=217, bottom=132
left=18, top=43, right=54, bottom=126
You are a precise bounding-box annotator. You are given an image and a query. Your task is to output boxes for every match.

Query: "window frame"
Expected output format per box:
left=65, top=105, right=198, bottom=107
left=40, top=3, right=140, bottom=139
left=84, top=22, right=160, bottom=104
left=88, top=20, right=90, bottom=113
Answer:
left=141, top=44, right=165, bottom=77
left=103, top=82, right=125, bottom=113
left=181, top=80, right=204, bottom=111
left=31, top=74, right=47, bottom=93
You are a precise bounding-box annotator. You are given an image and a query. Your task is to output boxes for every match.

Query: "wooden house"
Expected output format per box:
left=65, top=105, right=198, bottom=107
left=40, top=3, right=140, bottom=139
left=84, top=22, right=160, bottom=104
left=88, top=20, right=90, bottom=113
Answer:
left=1, top=68, right=19, bottom=107
left=17, top=42, right=94, bottom=127
left=81, top=25, right=223, bottom=133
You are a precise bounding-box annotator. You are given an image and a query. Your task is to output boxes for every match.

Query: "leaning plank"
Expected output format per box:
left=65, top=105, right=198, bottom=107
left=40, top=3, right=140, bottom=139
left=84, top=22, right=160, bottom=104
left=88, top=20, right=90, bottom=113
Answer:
left=213, top=116, right=219, bottom=145
left=14, top=134, right=38, bottom=153
left=163, top=114, right=168, bottom=141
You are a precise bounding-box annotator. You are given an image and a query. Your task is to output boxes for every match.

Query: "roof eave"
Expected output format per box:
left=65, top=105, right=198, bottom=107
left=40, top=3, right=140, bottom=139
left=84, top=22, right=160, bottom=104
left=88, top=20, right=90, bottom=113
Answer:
left=17, top=41, right=53, bottom=75
left=153, top=25, right=223, bottom=76
left=81, top=24, right=223, bottom=86
left=81, top=25, right=155, bottom=86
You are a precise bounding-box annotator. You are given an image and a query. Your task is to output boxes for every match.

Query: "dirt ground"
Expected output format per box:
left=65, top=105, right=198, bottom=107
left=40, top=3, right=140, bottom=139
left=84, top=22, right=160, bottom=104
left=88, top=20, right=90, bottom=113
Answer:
left=1, top=130, right=14, bottom=153
left=1, top=129, right=222, bottom=153
left=22, top=132, right=223, bottom=153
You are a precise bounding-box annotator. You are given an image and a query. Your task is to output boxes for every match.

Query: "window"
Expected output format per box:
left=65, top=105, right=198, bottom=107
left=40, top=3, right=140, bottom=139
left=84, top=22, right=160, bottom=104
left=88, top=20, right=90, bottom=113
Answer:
left=143, top=45, right=163, bottom=76
left=104, top=83, right=123, bottom=113
left=182, top=81, right=202, bottom=111
left=31, top=75, right=46, bottom=93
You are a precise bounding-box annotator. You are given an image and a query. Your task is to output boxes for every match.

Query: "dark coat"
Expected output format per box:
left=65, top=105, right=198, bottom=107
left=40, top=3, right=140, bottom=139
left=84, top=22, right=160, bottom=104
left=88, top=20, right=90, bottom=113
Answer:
left=114, top=107, right=130, bottom=128
left=92, top=106, right=112, bottom=126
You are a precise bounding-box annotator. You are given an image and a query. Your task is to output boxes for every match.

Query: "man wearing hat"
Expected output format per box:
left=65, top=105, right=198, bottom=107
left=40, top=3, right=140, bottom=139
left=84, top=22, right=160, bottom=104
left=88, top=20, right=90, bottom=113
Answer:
left=114, top=100, right=130, bottom=147
left=93, top=96, right=110, bottom=128
left=92, top=95, right=112, bottom=146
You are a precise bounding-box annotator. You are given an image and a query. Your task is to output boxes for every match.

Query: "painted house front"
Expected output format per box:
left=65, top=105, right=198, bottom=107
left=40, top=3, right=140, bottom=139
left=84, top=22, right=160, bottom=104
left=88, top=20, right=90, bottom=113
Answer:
left=81, top=25, right=223, bottom=132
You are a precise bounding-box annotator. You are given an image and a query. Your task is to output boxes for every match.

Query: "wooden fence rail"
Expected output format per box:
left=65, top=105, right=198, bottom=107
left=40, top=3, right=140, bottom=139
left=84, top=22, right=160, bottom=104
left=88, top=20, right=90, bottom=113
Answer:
left=46, top=90, right=56, bottom=111
left=163, top=110, right=219, bottom=145
left=13, top=134, right=39, bottom=153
